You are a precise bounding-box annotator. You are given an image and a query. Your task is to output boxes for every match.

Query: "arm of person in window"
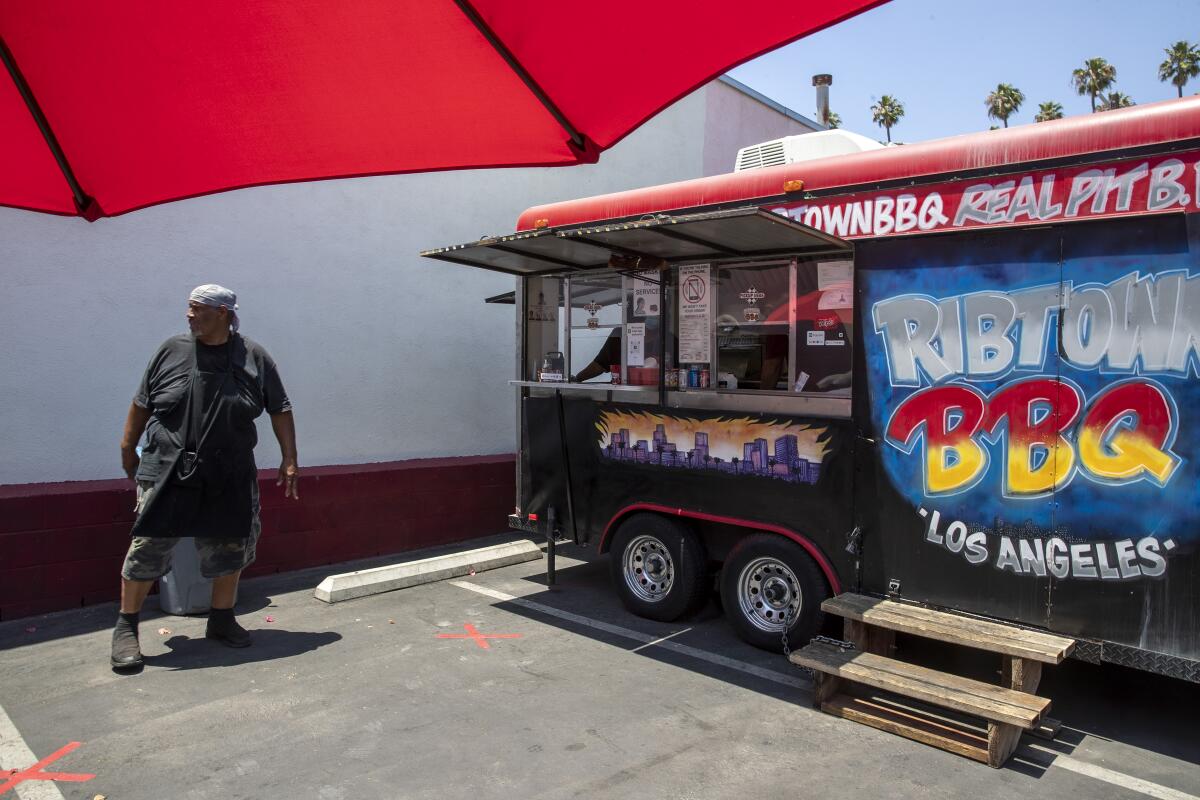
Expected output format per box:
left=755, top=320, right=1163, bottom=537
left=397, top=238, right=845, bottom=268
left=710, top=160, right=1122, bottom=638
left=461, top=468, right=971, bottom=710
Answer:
left=573, top=329, right=621, bottom=382
left=816, top=372, right=852, bottom=390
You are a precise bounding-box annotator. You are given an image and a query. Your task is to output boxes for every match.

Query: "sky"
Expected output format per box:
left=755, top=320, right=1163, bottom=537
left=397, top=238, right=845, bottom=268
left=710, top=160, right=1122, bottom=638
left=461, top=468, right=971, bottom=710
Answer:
left=727, top=0, right=1200, bottom=144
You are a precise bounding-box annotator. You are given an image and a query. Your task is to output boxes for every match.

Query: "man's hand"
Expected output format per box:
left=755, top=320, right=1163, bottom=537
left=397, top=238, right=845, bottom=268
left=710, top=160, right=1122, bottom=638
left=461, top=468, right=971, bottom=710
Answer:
left=120, top=403, right=152, bottom=481
left=121, top=446, right=140, bottom=480
left=277, top=458, right=300, bottom=499
left=270, top=410, right=300, bottom=500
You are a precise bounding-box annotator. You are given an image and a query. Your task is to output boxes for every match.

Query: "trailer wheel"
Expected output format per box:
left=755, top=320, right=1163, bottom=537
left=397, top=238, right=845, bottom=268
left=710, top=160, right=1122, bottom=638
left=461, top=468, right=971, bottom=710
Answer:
left=609, top=514, right=708, bottom=622
left=720, top=533, right=828, bottom=652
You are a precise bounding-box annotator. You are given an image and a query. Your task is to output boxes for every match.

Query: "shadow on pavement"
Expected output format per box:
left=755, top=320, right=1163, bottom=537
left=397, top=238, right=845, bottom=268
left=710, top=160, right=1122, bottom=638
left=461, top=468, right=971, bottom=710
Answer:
left=516, top=545, right=1200, bottom=773
left=146, top=629, right=342, bottom=670
left=0, top=531, right=523, bottom=649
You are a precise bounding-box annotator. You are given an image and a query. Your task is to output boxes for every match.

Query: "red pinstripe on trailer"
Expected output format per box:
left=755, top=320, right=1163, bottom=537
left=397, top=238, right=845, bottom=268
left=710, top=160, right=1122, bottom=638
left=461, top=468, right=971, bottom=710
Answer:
left=599, top=502, right=842, bottom=595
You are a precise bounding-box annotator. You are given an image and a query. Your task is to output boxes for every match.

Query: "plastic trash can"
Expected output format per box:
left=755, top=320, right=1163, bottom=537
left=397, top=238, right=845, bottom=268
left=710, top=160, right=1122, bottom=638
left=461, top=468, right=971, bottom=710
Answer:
left=159, top=538, right=235, bottom=615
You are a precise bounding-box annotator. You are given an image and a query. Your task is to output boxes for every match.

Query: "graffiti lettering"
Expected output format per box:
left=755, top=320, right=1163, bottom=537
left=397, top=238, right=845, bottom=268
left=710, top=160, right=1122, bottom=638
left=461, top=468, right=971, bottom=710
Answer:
left=1076, top=381, right=1179, bottom=484
left=918, top=507, right=1177, bottom=580
left=873, top=271, right=1200, bottom=386
left=773, top=152, right=1200, bottom=240
left=886, top=386, right=988, bottom=494
left=983, top=378, right=1081, bottom=496
left=887, top=379, right=1180, bottom=495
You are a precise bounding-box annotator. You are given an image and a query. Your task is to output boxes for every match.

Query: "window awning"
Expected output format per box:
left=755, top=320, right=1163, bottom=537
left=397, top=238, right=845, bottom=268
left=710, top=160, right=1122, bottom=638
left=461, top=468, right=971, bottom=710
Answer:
left=421, top=207, right=851, bottom=276
left=420, top=228, right=615, bottom=275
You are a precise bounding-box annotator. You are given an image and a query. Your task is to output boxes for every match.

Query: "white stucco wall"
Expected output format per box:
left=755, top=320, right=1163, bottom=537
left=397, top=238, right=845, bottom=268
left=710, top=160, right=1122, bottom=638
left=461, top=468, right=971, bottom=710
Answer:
left=0, top=80, right=805, bottom=485
left=702, top=79, right=820, bottom=176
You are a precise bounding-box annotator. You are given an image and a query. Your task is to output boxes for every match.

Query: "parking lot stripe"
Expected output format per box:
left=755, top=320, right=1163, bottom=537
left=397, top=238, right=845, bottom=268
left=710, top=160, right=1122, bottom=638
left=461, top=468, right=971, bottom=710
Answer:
left=630, top=628, right=693, bottom=653
left=1026, top=745, right=1200, bottom=800
left=0, top=702, right=66, bottom=800
left=452, top=581, right=1199, bottom=800
left=449, top=580, right=810, bottom=689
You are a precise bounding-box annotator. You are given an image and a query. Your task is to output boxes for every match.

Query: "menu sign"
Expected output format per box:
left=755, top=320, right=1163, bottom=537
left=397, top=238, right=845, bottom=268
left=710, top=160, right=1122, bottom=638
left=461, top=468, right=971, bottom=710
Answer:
left=678, top=264, right=711, bottom=364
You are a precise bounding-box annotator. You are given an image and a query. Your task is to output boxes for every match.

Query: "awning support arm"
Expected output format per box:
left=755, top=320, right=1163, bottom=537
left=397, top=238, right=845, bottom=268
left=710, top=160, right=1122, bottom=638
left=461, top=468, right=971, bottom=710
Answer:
left=0, top=36, right=98, bottom=220
left=451, top=0, right=592, bottom=157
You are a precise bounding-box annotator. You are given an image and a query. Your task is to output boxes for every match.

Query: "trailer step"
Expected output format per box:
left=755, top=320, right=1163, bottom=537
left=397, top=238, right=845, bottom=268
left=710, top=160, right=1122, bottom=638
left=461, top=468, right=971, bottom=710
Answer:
left=791, top=641, right=1046, bottom=768
left=792, top=593, right=1075, bottom=767
left=821, top=593, right=1075, bottom=664
left=790, top=642, right=1047, bottom=727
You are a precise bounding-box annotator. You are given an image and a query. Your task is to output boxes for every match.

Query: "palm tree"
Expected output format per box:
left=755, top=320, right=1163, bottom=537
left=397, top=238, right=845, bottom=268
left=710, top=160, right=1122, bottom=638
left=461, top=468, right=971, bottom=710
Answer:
left=1097, top=91, right=1135, bottom=111
left=1034, top=101, right=1065, bottom=122
left=1072, top=58, right=1117, bottom=112
left=870, top=95, right=904, bottom=143
left=985, top=83, right=1025, bottom=128
left=1159, top=41, right=1200, bottom=98
left=825, top=111, right=842, bottom=129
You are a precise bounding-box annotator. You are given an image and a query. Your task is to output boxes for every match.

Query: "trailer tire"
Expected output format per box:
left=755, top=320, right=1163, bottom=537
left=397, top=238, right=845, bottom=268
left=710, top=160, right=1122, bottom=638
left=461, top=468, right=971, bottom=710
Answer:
left=609, top=514, right=708, bottom=622
left=720, top=533, right=828, bottom=652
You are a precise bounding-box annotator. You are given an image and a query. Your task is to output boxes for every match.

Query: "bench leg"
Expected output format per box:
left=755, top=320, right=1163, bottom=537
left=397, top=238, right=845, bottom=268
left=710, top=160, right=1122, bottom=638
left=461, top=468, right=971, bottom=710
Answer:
left=1002, top=656, right=1042, bottom=693
left=812, top=672, right=842, bottom=708
left=986, top=722, right=1022, bottom=768
left=844, top=619, right=895, bottom=656
left=1002, top=656, right=1060, bottom=740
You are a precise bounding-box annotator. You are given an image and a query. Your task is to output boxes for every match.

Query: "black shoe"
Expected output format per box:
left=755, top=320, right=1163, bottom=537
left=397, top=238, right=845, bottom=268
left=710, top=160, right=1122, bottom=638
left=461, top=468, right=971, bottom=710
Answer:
left=111, top=619, right=143, bottom=669
left=206, top=610, right=252, bottom=648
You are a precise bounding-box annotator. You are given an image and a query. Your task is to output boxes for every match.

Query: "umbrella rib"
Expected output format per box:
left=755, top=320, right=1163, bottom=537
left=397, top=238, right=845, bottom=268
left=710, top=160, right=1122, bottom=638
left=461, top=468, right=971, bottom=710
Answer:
left=451, top=0, right=588, bottom=154
left=0, top=35, right=97, bottom=217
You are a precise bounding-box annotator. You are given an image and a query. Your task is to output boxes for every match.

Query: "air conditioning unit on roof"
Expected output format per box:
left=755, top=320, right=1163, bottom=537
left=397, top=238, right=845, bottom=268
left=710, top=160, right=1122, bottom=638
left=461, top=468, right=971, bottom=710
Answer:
left=734, top=129, right=885, bottom=172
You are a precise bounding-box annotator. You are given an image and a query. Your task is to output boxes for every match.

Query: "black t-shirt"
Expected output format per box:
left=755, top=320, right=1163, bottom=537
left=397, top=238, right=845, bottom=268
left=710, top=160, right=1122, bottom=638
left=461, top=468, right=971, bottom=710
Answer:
left=134, top=334, right=290, bottom=479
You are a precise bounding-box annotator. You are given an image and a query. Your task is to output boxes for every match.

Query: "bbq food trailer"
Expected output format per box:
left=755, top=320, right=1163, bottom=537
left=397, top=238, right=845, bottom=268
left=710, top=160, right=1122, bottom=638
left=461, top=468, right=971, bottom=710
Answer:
left=423, top=97, right=1200, bottom=682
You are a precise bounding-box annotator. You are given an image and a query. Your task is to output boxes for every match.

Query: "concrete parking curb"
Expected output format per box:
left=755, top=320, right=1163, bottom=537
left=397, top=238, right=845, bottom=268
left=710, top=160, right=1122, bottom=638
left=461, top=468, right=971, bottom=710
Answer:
left=313, top=539, right=543, bottom=603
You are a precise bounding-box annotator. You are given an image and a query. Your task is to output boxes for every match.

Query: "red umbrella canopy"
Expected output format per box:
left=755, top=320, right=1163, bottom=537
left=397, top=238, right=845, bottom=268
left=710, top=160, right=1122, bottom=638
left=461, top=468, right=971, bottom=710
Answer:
left=0, top=1, right=884, bottom=219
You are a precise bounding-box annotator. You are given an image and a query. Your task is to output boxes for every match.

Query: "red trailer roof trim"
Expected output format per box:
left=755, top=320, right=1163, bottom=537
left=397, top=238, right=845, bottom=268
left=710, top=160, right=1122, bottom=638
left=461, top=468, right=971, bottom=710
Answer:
left=517, top=96, right=1200, bottom=232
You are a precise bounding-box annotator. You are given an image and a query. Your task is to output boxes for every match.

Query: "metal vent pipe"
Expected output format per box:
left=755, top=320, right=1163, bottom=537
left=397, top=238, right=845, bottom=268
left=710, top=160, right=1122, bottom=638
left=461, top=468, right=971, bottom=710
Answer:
left=813, top=73, right=832, bottom=126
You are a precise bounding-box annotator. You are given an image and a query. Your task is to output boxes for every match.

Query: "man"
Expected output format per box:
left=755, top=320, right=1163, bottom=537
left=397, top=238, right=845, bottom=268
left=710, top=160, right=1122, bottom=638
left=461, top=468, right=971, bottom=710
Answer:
left=112, top=284, right=299, bottom=670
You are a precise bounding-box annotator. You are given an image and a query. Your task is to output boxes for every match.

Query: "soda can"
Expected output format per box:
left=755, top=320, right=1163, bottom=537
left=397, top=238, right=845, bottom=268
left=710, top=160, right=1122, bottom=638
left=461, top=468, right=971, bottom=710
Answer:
left=700, top=368, right=710, bottom=388
left=610, top=364, right=622, bottom=385
left=688, top=366, right=699, bottom=388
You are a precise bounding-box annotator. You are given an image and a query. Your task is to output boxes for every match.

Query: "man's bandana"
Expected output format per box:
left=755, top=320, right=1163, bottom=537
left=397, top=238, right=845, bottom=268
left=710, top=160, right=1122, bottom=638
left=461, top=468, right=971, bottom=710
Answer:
left=189, top=284, right=239, bottom=332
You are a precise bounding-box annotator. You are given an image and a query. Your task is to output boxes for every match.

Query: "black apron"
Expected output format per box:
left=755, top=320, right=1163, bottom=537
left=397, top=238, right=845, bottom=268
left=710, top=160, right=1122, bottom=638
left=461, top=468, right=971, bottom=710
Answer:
left=131, top=337, right=258, bottom=539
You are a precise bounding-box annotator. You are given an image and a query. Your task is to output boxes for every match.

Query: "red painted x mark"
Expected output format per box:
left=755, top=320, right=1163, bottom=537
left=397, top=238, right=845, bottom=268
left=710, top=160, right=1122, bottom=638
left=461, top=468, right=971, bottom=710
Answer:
left=1, top=741, right=95, bottom=795
left=436, top=623, right=522, bottom=650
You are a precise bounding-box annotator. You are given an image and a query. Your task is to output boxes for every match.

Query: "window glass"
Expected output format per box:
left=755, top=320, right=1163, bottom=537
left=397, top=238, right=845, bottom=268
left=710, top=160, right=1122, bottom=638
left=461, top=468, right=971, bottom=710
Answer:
left=716, top=263, right=789, bottom=391
left=568, top=275, right=622, bottom=382
left=793, top=259, right=853, bottom=394
left=623, top=271, right=663, bottom=385
left=524, top=276, right=565, bottom=381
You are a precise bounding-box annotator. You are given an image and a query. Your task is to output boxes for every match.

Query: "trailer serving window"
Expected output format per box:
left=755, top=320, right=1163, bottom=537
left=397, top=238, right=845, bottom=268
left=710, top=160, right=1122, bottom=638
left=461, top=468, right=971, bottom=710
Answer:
left=420, top=206, right=851, bottom=414
left=519, top=271, right=664, bottom=389
left=682, top=257, right=853, bottom=400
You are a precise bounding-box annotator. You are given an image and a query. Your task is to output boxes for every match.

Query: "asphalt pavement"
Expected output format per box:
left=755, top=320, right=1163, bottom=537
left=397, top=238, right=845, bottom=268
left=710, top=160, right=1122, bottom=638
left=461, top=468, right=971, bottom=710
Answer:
left=1, top=540, right=1197, bottom=800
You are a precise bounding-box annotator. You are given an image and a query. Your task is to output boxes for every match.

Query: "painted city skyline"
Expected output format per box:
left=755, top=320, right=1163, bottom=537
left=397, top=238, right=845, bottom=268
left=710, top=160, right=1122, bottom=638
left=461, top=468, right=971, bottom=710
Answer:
left=596, top=410, right=827, bottom=483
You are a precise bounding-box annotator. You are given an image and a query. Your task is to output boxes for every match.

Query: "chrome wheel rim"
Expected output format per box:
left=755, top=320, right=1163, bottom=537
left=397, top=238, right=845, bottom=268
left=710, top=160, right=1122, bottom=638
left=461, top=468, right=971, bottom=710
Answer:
left=622, top=534, right=674, bottom=603
left=736, top=556, right=801, bottom=633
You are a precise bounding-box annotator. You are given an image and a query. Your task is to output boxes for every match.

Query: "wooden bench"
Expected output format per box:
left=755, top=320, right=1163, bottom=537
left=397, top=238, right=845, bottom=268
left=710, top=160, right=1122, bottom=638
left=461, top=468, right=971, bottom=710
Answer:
left=823, top=594, right=1075, bottom=695
left=790, top=593, right=1076, bottom=768
left=791, top=641, right=1048, bottom=767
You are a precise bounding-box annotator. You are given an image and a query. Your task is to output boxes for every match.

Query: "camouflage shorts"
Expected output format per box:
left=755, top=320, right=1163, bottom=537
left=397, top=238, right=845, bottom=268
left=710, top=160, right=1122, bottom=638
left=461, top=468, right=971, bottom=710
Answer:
left=121, top=480, right=261, bottom=581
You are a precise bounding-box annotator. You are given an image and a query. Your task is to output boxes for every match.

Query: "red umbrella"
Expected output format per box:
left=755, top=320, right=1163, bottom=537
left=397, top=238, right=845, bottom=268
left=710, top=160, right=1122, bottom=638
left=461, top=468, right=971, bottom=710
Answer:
left=0, top=1, right=884, bottom=220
